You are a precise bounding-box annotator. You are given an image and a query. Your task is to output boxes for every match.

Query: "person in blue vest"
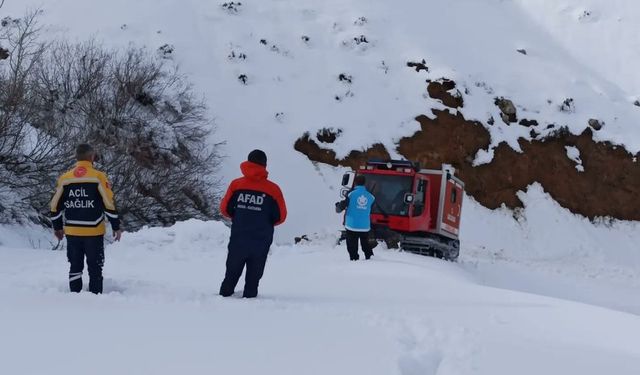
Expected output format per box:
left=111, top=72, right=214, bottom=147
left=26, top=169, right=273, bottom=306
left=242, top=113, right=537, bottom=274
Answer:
left=343, top=174, right=375, bottom=260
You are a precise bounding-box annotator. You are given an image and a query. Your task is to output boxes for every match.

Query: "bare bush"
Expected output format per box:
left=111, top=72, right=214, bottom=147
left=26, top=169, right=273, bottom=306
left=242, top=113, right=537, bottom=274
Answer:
left=0, top=10, right=64, bottom=222
left=0, top=10, right=222, bottom=229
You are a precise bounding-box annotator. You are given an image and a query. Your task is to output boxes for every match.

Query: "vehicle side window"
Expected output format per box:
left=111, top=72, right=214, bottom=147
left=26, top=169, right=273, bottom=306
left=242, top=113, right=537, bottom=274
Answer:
left=413, top=179, right=427, bottom=216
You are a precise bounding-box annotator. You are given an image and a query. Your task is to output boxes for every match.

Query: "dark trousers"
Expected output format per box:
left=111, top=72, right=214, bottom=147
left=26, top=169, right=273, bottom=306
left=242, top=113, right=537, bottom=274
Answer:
left=220, top=243, right=269, bottom=298
left=66, top=235, right=105, bottom=294
left=346, top=230, right=373, bottom=260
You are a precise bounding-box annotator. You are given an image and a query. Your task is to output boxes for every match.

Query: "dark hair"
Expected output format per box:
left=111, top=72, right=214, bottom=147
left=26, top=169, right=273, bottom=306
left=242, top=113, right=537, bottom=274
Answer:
left=354, top=175, right=366, bottom=186
left=75, top=143, right=95, bottom=161
left=248, top=149, right=267, bottom=166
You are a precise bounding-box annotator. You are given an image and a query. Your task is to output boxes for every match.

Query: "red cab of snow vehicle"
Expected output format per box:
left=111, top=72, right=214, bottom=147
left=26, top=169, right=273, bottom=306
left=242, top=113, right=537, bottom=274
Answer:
left=340, top=160, right=464, bottom=260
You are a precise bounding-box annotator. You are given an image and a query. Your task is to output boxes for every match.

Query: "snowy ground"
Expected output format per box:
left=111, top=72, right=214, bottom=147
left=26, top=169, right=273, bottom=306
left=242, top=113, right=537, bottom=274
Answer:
left=1, top=220, right=640, bottom=375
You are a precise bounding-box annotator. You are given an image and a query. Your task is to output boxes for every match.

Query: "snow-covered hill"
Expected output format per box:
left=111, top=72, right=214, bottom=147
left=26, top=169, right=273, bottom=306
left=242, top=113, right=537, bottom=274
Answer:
left=3, top=0, right=640, bottom=240
left=2, top=1, right=640, bottom=373
left=4, top=0, right=637, bottom=290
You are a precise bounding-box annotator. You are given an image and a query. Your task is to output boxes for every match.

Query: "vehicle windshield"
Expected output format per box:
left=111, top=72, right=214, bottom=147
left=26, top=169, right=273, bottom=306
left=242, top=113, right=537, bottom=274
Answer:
left=362, top=173, right=413, bottom=216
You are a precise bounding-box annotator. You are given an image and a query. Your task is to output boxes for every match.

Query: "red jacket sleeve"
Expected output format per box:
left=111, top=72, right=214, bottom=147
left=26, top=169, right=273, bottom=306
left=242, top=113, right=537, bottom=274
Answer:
left=273, top=184, right=287, bottom=226
left=220, top=180, right=237, bottom=218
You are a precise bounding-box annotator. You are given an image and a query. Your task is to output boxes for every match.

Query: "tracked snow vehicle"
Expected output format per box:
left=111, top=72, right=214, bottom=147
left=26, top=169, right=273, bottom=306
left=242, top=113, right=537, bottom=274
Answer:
left=340, top=160, right=464, bottom=261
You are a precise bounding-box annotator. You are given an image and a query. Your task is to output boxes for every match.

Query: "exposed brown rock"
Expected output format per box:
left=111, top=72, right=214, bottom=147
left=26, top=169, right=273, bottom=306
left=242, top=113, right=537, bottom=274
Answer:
left=473, top=127, right=640, bottom=220
left=397, top=110, right=490, bottom=172
left=316, top=128, right=342, bottom=143
left=495, top=97, right=517, bottom=124
left=560, top=98, right=575, bottom=113
left=295, top=110, right=640, bottom=221
left=428, top=79, right=463, bottom=108
left=338, top=73, right=353, bottom=84
left=294, top=132, right=389, bottom=169
left=588, top=118, right=604, bottom=131
left=294, top=235, right=310, bottom=244
left=406, top=59, right=429, bottom=73
left=530, top=129, right=540, bottom=139
left=519, top=119, right=538, bottom=127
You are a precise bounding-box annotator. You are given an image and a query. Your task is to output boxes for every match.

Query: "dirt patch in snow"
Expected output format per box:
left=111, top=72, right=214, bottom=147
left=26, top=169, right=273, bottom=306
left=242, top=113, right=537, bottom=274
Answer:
left=427, top=79, right=463, bottom=109
left=294, top=135, right=389, bottom=168
left=295, top=109, right=640, bottom=221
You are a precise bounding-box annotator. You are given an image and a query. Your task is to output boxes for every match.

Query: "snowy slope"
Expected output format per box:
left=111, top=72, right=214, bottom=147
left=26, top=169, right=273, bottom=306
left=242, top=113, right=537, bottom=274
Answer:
left=2, top=1, right=640, bottom=372
left=1, top=221, right=640, bottom=375
left=514, top=0, right=640, bottom=96
left=3, top=0, right=640, bottom=242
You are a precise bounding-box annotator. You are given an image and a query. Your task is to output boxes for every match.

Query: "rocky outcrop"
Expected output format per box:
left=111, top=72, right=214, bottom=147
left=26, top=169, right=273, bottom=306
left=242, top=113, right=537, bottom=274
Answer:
left=427, top=79, right=463, bottom=108
left=295, top=109, right=640, bottom=221
left=294, top=133, right=389, bottom=168
left=588, top=119, right=604, bottom=131
left=494, top=97, right=517, bottom=124
left=519, top=119, right=538, bottom=127
left=316, top=128, right=342, bottom=143
left=406, top=59, right=429, bottom=73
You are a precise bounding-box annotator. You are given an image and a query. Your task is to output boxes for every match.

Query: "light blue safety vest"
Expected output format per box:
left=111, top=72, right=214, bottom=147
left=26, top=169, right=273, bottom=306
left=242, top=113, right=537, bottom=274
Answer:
left=345, top=185, right=375, bottom=232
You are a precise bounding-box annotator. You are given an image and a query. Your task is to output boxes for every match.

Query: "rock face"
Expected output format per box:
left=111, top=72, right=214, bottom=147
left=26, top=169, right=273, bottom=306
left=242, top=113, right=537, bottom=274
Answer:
left=0, top=47, right=8, bottom=61
left=295, top=109, right=640, bottom=221
left=560, top=98, right=575, bottom=113
left=519, top=119, right=539, bottom=127
left=406, top=59, right=429, bottom=73
left=588, top=119, right=604, bottom=131
left=316, top=128, right=342, bottom=143
left=294, top=135, right=389, bottom=168
left=428, top=79, right=463, bottom=108
left=494, top=97, right=517, bottom=124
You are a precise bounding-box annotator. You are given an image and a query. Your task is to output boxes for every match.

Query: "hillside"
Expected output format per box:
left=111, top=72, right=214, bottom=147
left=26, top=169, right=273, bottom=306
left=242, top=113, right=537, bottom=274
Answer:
left=1, top=1, right=640, bottom=373
left=2, top=0, right=640, bottom=237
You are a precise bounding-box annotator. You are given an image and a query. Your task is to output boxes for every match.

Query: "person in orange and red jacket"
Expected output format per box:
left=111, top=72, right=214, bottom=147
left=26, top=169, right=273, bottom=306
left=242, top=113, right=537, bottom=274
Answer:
left=219, top=150, right=287, bottom=298
left=50, top=144, right=122, bottom=294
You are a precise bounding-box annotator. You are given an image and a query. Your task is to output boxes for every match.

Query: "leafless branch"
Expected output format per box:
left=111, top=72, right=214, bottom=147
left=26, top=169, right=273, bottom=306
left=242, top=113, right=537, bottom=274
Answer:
left=1, top=10, right=222, bottom=227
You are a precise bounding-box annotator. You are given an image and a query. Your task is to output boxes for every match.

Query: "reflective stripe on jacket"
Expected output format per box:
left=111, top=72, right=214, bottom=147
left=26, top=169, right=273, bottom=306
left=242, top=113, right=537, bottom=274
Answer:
left=50, top=161, right=120, bottom=236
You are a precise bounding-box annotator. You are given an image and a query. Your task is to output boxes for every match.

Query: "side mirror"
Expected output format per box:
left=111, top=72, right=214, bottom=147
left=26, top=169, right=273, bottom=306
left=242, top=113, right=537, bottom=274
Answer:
left=403, top=193, right=415, bottom=204
left=340, top=188, right=350, bottom=198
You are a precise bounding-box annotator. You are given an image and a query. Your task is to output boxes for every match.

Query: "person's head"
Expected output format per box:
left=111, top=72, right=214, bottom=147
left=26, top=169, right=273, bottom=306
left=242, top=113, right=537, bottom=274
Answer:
left=248, top=149, right=267, bottom=167
left=75, top=143, right=96, bottom=162
left=354, top=175, right=366, bottom=186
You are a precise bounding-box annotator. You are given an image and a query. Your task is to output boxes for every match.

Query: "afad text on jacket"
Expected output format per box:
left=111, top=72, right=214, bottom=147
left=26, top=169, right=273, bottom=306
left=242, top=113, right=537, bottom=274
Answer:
left=220, top=161, right=287, bottom=247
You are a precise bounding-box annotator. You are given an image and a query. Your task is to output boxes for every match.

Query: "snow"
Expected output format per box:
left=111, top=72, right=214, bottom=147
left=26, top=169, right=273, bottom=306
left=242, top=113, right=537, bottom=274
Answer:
left=2, top=1, right=640, bottom=373
left=565, top=145, right=584, bottom=171
left=1, top=220, right=640, bottom=375
left=461, top=184, right=640, bottom=315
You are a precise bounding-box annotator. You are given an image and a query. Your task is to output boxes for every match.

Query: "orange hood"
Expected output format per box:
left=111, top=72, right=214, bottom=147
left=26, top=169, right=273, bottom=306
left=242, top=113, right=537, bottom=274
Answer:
left=240, top=161, right=268, bottom=181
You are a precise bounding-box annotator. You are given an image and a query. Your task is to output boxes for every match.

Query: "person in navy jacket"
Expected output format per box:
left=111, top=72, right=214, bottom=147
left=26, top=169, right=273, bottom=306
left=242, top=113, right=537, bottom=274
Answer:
left=343, top=175, right=375, bottom=260
left=219, top=150, right=287, bottom=298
